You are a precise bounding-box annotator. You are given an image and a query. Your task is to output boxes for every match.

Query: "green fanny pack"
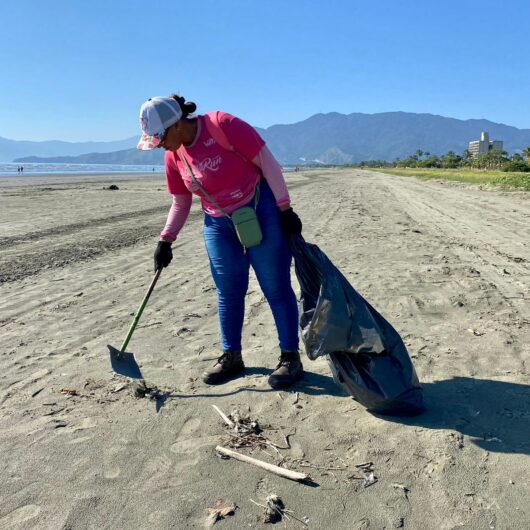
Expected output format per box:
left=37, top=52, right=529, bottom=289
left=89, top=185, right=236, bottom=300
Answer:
left=230, top=187, right=262, bottom=248
left=179, top=149, right=263, bottom=249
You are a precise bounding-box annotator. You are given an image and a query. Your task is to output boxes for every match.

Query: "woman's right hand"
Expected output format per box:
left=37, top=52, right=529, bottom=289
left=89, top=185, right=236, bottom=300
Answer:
left=154, top=240, right=173, bottom=272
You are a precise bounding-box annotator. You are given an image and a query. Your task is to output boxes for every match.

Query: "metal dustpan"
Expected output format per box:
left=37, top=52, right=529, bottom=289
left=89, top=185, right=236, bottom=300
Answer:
left=108, top=345, right=143, bottom=379
left=107, top=269, right=161, bottom=379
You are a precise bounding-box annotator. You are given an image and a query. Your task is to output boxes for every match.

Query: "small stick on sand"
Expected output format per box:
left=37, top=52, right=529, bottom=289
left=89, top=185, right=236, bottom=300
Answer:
left=212, top=405, right=234, bottom=428
left=299, top=463, right=346, bottom=470
left=216, top=446, right=309, bottom=482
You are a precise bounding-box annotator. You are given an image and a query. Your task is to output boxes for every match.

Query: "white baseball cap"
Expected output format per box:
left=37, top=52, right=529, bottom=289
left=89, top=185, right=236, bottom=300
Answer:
left=137, top=97, right=183, bottom=150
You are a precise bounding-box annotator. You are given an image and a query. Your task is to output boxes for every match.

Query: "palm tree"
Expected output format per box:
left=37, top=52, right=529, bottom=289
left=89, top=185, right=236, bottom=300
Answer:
left=522, top=146, right=530, bottom=162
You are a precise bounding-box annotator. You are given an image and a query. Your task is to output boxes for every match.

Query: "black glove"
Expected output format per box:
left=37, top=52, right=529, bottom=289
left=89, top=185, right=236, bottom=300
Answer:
left=279, top=207, right=302, bottom=236
left=154, top=241, right=173, bottom=272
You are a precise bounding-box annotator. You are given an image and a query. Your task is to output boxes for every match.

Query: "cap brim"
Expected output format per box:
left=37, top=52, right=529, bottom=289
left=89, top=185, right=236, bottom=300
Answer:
left=137, top=133, right=161, bottom=151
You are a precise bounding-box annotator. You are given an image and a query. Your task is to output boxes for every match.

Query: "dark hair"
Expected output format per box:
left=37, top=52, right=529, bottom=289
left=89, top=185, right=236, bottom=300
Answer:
left=169, top=94, right=197, bottom=118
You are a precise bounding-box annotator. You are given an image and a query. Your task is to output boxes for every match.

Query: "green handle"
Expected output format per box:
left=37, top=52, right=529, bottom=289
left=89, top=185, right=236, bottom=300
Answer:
left=120, top=268, right=162, bottom=353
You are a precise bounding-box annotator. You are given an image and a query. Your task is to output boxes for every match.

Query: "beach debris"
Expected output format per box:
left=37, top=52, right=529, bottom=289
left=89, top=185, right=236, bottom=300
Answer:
left=216, top=446, right=310, bottom=482
left=31, top=387, right=45, bottom=398
left=355, top=461, right=374, bottom=471
left=363, top=472, right=377, bottom=488
left=212, top=406, right=294, bottom=471
left=212, top=406, right=269, bottom=450
left=298, top=461, right=347, bottom=471
left=467, top=328, right=484, bottom=336
left=392, top=483, right=409, bottom=492
left=130, top=380, right=169, bottom=412
left=132, top=380, right=150, bottom=398
left=104, top=184, right=119, bottom=190
left=60, top=388, right=79, bottom=397
left=212, top=405, right=235, bottom=428
left=263, top=495, right=284, bottom=523
left=132, top=380, right=165, bottom=401
left=111, top=382, right=128, bottom=393
left=250, top=495, right=308, bottom=527
left=392, top=483, right=410, bottom=499
left=230, top=410, right=261, bottom=435
left=205, top=499, right=237, bottom=527
left=353, top=462, right=377, bottom=488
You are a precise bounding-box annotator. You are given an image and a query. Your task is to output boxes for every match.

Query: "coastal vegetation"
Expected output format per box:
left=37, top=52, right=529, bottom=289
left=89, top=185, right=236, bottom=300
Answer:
left=356, top=147, right=530, bottom=190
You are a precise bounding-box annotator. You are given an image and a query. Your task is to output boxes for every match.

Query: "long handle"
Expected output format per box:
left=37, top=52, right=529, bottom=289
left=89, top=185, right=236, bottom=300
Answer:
left=119, top=268, right=162, bottom=353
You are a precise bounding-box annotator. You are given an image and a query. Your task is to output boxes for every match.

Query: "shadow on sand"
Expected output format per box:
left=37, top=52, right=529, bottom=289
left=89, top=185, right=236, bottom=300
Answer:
left=146, top=372, right=529, bottom=456
left=146, top=368, right=345, bottom=413
left=376, top=376, right=530, bottom=455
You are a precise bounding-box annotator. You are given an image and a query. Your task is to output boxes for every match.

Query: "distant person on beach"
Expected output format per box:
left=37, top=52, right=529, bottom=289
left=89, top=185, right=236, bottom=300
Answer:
left=137, top=94, right=303, bottom=388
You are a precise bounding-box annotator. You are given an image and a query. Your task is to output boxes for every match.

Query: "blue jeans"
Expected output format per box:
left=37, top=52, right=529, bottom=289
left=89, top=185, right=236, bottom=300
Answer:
left=203, top=180, right=299, bottom=353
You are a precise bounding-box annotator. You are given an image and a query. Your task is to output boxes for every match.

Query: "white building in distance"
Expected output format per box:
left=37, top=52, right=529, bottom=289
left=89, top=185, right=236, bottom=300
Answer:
left=468, top=131, right=503, bottom=157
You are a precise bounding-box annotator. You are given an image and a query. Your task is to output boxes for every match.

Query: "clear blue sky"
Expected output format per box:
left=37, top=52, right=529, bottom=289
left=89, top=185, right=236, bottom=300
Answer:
left=1, top=0, right=529, bottom=142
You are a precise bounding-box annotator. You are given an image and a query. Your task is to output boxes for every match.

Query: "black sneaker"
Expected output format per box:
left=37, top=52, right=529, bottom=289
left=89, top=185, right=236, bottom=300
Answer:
left=202, top=351, right=245, bottom=385
left=268, top=351, right=303, bottom=389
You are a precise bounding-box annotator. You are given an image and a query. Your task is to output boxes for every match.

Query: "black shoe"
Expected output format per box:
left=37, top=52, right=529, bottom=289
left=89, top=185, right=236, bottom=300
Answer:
left=268, top=351, right=303, bottom=389
left=202, top=351, right=245, bottom=385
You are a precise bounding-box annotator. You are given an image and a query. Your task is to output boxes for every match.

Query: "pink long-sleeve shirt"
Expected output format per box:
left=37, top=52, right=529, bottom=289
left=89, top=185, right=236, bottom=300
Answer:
left=160, top=112, right=291, bottom=241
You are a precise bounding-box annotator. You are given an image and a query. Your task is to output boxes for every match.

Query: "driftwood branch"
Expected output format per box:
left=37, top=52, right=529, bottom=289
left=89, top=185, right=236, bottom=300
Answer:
left=215, top=445, right=309, bottom=482
left=212, top=405, right=235, bottom=428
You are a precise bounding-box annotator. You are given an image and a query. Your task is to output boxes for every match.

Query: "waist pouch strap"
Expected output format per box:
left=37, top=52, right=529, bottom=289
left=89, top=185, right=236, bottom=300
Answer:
left=179, top=149, right=262, bottom=248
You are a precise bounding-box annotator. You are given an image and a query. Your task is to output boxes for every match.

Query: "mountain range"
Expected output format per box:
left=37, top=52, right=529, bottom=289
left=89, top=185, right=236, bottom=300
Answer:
left=6, top=112, right=530, bottom=165
left=1, top=136, right=138, bottom=163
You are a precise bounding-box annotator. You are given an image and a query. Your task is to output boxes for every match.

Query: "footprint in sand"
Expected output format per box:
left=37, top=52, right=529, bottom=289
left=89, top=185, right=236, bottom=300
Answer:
left=0, top=505, right=41, bottom=530
left=170, top=416, right=216, bottom=462
left=170, top=417, right=201, bottom=456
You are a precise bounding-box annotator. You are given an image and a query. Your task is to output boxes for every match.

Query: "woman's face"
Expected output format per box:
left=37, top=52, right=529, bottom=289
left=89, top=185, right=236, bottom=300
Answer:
left=159, top=121, right=185, bottom=152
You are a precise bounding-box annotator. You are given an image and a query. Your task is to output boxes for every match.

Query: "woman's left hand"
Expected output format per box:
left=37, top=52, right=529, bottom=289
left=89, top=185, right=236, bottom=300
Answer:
left=279, top=207, right=302, bottom=236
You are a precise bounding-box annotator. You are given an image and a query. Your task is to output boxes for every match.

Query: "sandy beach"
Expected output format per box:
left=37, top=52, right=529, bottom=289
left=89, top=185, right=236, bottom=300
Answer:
left=1, top=169, right=529, bottom=529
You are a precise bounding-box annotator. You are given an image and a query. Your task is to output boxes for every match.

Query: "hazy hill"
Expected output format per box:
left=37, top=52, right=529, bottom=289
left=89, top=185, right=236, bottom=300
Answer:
left=18, top=148, right=164, bottom=165
left=0, top=135, right=137, bottom=162
left=12, top=111, right=530, bottom=165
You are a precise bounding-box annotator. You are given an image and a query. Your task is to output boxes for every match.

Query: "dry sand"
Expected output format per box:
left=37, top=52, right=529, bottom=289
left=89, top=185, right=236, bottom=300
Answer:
left=0, top=169, right=529, bottom=529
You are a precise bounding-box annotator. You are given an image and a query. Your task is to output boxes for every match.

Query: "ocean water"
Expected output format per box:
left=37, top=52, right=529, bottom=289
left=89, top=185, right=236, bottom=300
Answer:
left=0, top=162, right=164, bottom=177
left=0, top=162, right=299, bottom=177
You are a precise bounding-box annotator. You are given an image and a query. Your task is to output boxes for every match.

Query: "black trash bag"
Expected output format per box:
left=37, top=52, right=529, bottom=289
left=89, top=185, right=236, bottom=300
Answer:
left=289, top=235, right=424, bottom=416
